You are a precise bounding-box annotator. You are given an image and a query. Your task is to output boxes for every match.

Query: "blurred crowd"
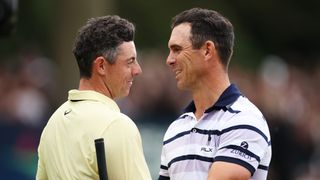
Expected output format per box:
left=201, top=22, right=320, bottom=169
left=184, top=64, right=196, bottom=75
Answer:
left=0, top=50, right=319, bottom=180
left=0, top=49, right=57, bottom=179
left=230, top=55, right=320, bottom=180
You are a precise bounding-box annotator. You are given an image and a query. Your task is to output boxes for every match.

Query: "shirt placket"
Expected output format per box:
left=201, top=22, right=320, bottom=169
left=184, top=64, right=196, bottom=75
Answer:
left=189, top=115, right=199, bottom=153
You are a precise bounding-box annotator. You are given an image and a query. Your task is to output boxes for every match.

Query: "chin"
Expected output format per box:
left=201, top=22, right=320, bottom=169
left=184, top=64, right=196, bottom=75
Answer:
left=177, top=83, right=185, bottom=90
left=122, top=91, right=130, bottom=98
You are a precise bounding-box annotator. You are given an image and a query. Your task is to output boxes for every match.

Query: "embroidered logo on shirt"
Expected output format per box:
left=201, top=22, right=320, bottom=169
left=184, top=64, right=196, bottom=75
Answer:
left=240, top=141, right=249, bottom=149
left=64, top=109, right=72, bottom=116
left=201, top=147, right=213, bottom=153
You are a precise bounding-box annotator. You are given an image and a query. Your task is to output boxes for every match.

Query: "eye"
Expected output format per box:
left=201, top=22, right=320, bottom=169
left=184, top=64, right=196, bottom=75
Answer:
left=173, top=48, right=180, bottom=52
left=170, top=45, right=182, bottom=53
left=127, top=58, right=135, bottom=64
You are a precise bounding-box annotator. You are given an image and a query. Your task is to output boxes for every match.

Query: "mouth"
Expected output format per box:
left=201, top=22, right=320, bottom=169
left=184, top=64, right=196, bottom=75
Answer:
left=174, top=69, right=182, bottom=79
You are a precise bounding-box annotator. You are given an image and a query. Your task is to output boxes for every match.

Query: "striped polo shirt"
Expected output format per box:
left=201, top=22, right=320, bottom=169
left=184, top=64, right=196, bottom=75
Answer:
left=159, top=84, right=272, bottom=180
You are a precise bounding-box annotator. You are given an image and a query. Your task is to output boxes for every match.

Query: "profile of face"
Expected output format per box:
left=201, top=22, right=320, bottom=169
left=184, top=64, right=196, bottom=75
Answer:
left=104, top=41, right=142, bottom=98
left=167, top=23, right=206, bottom=90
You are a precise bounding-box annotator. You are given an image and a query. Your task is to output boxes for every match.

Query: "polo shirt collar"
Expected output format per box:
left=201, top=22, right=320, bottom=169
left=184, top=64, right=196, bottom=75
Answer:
left=68, top=89, right=120, bottom=112
left=184, top=83, right=242, bottom=113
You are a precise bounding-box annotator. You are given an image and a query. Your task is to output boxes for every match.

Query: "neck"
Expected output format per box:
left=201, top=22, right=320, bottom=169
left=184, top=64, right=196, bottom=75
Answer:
left=79, top=77, right=113, bottom=99
left=192, top=73, right=230, bottom=120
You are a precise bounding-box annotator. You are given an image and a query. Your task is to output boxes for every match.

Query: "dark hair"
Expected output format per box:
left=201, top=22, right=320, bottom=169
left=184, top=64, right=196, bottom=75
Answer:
left=171, top=8, right=234, bottom=68
left=72, top=15, right=135, bottom=78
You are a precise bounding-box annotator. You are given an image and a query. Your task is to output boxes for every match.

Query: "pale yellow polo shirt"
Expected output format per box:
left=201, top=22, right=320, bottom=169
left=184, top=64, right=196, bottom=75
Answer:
left=36, top=90, right=151, bottom=180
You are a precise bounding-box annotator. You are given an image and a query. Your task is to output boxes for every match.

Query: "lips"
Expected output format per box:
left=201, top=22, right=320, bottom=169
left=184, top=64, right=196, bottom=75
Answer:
left=173, top=70, right=182, bottom=80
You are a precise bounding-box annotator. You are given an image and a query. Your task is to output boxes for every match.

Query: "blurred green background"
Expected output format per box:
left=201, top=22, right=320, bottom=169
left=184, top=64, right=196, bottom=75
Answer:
left=1, top=0, right=320, bottom=179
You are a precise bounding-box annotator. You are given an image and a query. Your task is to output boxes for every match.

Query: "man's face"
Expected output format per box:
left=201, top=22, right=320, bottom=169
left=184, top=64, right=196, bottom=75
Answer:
left=105, top=41, right=142, bottom=98
left=167, top=23, right=205, bottom=90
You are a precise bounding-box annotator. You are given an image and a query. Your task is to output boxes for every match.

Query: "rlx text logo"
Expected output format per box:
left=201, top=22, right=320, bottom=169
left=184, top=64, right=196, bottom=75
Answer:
left=201, top=147, right=213, bottom=153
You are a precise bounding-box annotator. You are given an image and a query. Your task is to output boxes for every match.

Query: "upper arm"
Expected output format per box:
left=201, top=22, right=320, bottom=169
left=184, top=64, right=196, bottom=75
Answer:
left=158, top=121, right=179, bottom=179
left=159, top=144, right=170, bottom=179
left=36, top=138, right=48, bottom=180
left=211, top=113, right=271, bottom=178
left=102, top=116, right=151, bottom=180
left=207, top=161, right=250, bottom=180
left=36, top=155, right=48, bottom=180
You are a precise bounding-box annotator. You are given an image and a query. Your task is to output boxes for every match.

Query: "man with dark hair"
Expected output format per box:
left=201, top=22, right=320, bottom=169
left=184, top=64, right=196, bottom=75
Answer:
left=36, top=15, right=151, bottom=180
left=159, top=8, right=271, bottom=180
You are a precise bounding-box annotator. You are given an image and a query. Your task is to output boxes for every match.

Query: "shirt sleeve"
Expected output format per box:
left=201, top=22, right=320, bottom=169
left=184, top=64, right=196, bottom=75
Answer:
left=101, top=114, right=152, bottom=180
left=36, top=137, right=48, bottom=180
left=214, top=113, right=270, bottom=176
left=158, top=146, right=170, bottom=179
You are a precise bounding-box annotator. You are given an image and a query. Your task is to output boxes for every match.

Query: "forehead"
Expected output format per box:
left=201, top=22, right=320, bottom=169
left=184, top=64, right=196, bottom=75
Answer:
left=168, top=23, right=192, bottom=47
left=116, top=41, right=136, bottom=57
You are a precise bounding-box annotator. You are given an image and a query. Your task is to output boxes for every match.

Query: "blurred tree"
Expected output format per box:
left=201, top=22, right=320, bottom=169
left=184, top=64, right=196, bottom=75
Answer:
left=116, top=0, right=320, bottom=68
left=0, top=0, right=54, bottom=57
left=227, top=0, right=320, bottom=68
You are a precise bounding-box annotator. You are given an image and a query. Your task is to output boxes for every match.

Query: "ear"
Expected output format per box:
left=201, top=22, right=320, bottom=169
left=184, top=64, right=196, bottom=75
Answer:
left=93, top=56, right=107, bottom=75
left=203, top=40, right=216, bottom=61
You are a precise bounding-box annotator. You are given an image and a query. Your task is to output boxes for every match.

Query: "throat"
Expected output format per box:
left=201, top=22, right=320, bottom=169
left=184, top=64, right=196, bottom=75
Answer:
left=194, top=110, right=205, bottom=120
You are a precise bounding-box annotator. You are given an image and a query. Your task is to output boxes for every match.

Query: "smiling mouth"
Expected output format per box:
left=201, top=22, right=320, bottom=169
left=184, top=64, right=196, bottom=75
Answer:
left=175, top=70, right=182, bottom=78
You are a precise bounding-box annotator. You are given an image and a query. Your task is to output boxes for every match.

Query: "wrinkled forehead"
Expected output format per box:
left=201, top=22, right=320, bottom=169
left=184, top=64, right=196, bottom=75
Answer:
left=168, top=23, right=192, bottom=47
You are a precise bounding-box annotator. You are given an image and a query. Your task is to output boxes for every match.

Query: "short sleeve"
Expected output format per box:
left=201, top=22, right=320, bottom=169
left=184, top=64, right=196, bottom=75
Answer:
left=214, top=113, right=270, bottom=175
left=159, top=145, right=170, bottom=179
left=101, top=114, right=152, bottom=180
left=36, top=135, right=48, bottom=180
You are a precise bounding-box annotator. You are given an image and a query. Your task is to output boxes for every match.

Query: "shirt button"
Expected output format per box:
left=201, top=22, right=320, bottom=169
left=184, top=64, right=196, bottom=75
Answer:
left=192, top=128, right=197, bottom=133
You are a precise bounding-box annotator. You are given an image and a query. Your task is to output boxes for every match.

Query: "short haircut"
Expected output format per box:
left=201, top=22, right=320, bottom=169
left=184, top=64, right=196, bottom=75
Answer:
left=171, top=8, right=234, bottom=68
left=72, top=15, right=135, bottom=78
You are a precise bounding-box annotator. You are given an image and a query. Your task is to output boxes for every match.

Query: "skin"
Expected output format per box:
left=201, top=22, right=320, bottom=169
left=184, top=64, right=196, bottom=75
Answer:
left=79, top=41, right=142, bottom=99
left=167, top=23, right=251, bottom=180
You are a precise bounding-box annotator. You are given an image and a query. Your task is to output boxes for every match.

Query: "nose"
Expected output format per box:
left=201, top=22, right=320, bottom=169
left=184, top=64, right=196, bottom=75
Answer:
left=166, top=51, right=176, bottom=67
left=132, top=62, right=142, bottom=76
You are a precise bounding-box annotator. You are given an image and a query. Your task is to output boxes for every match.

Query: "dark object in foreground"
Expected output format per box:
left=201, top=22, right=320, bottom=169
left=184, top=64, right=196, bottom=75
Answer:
left=95, top=138, right=108, bottom=180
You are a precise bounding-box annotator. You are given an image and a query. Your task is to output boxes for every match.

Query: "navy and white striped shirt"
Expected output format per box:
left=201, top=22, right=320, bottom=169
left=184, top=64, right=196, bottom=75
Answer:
left=159, top=84, right=271, bottom=180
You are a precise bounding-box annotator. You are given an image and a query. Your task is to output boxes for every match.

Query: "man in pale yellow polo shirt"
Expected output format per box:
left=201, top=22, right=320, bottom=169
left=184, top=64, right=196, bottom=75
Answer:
left=36, top=15, right=152, bottom=180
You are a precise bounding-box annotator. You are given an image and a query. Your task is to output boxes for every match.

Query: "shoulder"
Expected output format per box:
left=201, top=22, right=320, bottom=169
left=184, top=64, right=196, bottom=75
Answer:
left=109, top=113, right=138, bottom=130
left=101, top=113, right=143, bottom=151
left=222, top=96, right=271, bottom=141
left=230, top=96, right=268, bottom=126
left=163, top=113, right=192, bottom=142
left=232, top=96, right=263, bottom=116
left=77, top=101, right=131, bottom=125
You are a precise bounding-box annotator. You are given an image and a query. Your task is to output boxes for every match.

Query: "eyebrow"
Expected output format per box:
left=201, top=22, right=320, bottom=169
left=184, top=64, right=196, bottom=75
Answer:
left=126, top=56, right=136, bottom=61
left=169, top=44, right=182, bottom=49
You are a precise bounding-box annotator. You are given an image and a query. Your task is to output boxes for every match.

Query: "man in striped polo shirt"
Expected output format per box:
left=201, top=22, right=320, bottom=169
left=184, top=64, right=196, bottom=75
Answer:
left=159, top=8, right=271, bottom=180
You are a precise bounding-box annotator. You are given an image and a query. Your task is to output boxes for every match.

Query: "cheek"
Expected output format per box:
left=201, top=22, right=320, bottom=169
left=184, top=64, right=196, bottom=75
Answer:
left=108, top=69, right=123, bottom=86
left=179, top=50, right=199, bottom=69
left=118, top=68, right=131, bottom=85
left=179, top=51, right=193, bottom=61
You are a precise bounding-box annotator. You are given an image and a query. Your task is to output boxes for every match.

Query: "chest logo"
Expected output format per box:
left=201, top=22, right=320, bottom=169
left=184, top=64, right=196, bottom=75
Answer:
left=64, top=109, right=72, bottom=115
left=201, top=147, right=213, bottom=153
